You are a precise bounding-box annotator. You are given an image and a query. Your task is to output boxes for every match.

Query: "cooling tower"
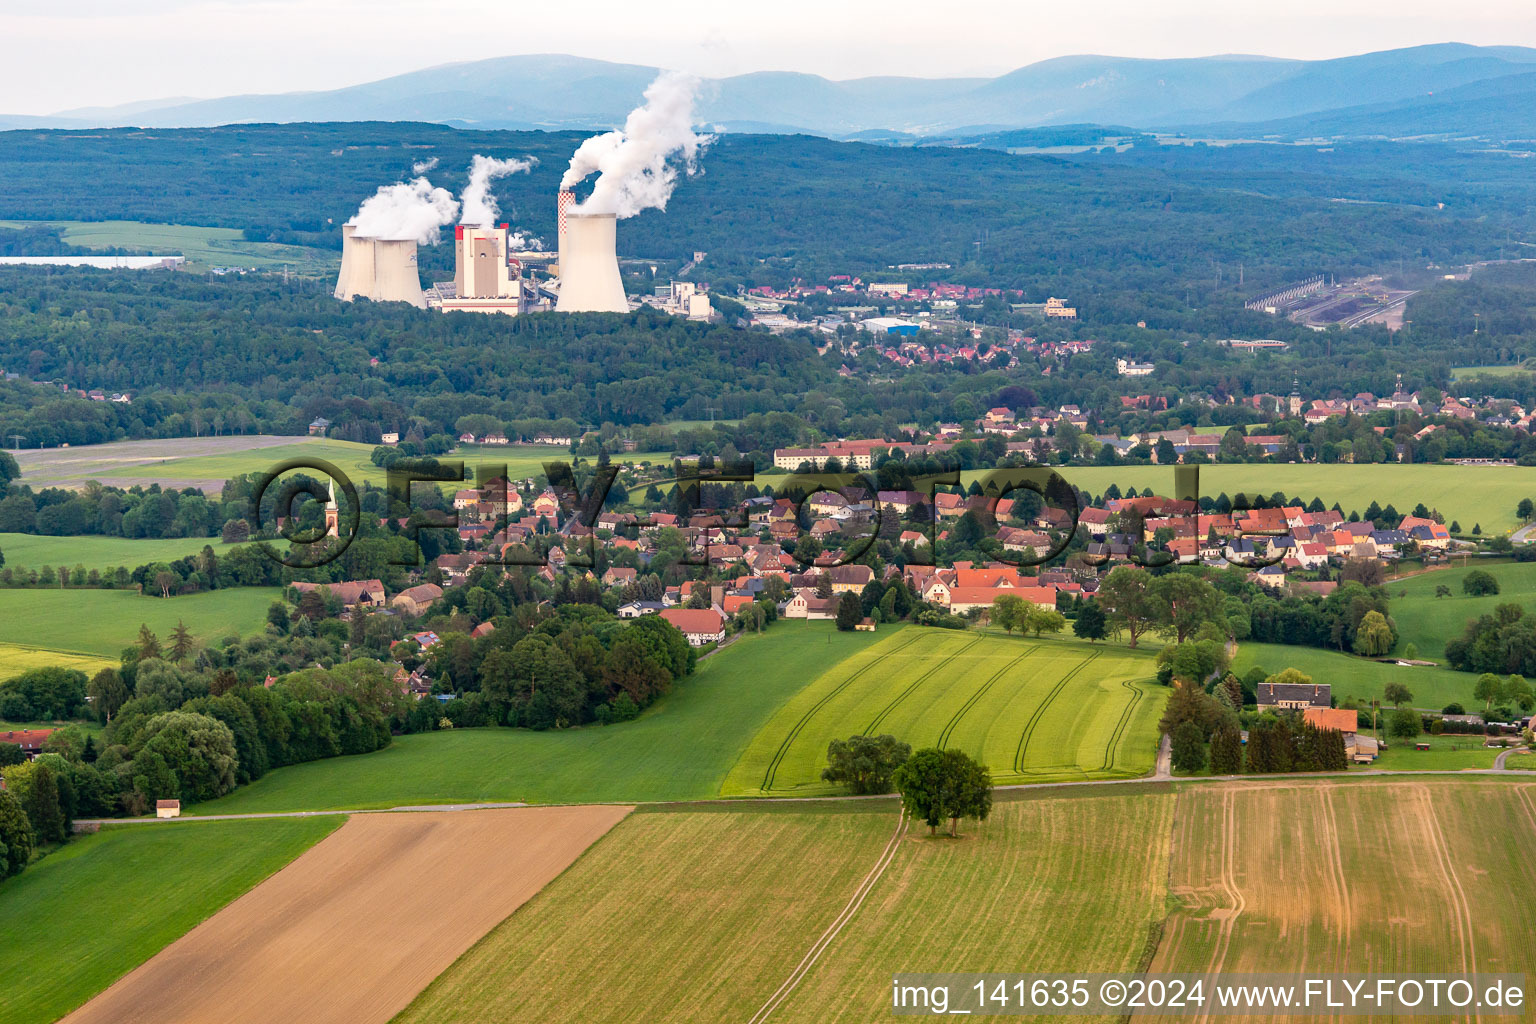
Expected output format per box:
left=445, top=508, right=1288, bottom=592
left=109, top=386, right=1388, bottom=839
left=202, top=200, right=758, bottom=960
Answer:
left=333, top=224, right=376, bottom=302
left=334, top=225, right=427, bottom=309
left=555, top=213, right=628, bottom=314
left=370, top=239, right=427, bottom=308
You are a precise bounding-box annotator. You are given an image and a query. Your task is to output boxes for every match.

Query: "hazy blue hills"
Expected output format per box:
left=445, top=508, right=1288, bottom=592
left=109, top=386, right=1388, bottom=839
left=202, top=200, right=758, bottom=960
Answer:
left=8, top=44, right=1536, bottom=140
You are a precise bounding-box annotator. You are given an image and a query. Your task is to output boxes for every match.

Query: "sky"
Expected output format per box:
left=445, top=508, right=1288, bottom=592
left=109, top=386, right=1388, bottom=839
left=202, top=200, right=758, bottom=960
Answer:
left=4, top=0, right=1536, bottom=115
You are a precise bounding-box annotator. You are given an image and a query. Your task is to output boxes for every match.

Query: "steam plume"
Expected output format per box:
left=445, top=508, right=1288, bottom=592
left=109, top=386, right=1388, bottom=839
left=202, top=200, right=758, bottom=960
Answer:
left=561, top=72, right=711, bottom=219
left=411, top=157, right=439, bottom=175
left=346, top=176, right=459, bottom=244
left=459, top=154, right=536, bottom=226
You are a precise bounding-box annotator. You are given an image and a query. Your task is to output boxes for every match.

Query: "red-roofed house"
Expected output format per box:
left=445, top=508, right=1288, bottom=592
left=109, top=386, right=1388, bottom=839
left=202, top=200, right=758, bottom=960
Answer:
left=659, top=608, right=726, bottom=646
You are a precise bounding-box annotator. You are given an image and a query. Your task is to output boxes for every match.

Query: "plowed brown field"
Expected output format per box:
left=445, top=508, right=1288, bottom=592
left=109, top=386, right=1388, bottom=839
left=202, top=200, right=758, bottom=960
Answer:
left=60, top=805, right=631, bottom=1024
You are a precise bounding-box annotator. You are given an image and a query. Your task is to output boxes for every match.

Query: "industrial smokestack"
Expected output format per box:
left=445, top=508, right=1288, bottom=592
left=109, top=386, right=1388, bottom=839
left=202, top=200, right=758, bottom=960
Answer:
left=556, top=189, right=576, bottom=271
left=334, top=224, right=426, bottom=308
left=555, top=213, right=628, bottom=314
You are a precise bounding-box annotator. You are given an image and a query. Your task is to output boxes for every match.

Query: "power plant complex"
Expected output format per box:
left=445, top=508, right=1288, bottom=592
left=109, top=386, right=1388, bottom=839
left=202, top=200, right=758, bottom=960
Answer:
left=334, top=189, right=710, bottom=319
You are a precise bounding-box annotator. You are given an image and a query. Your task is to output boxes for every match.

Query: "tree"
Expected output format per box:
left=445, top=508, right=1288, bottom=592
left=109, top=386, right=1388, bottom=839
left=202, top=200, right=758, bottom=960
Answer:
left=5, top=760, right=66, bottom=843
left=822, top=734, right=912, bottom=794
left=135, top=711, right=239, bottom=802
left=1507, top=674, right=1534, bottom=712
left=1474, top=672, right=1505, bottom=712
left=1024, top=604, right=1066, bottom=638
left=1435, top=585, right=1451, bottom=599
left=835, top=592, right=863, bottom=632
left=135, top=624, right=162, bottom=660
left=1209, top=723, right=1243, bottom=775
left=892, top=747, right=993, bottom=837
left=1383, top=682, right=1413, bottom=707
left=1170, top=720, right=1206, bottom=773
left=1387, top=706, right=1421, bottom=740
left=1462, top=570, right=1500, bottom=597
left=88, top=667, right=129, bottom=723
left=1353, top=610, right=1395, bottom=657
left=168, top=621, right=196, bottom=664
left=1097, top=566, right=1157, bottom=647
left=266, top=601, right=290, bottom=634
left=0, top=790, right=33, bottom=877
left=991, top=594, right=1026, bottom=636
left=1073, top=600, right=1107, bottom=642
left=1520, top=498, right=1535, bottom=523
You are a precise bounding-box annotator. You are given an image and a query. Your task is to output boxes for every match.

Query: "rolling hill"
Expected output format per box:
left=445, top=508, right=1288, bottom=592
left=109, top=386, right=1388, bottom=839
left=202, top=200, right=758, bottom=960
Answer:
left=13, top=44, right=1536, bottom=139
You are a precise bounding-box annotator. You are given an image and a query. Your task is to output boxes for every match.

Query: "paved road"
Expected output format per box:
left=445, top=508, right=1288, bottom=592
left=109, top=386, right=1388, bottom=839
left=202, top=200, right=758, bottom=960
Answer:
left=1512, top=522, right=1536, bottom=545
left=1494, top=748, right=1533, bottom=770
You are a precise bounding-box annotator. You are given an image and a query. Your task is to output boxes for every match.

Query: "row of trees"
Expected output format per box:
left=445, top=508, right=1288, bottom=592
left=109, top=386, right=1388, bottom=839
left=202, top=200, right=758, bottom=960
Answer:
left=820, top=734, right=992, bottom=837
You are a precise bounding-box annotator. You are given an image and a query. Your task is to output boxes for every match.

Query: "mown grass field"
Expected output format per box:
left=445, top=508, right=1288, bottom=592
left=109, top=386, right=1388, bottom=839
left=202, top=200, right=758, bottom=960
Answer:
left=191, top=622, right=888, bottom=813
left=0, top=587, right=280, bottom=659
left=725, top=629, right=1164, bottom=795
left=0, top=817, right=341, bottom=1024
left=1233, top=641, right=1479, bottom=710
left=1369, top=732, right=1503, bottom=771
left=976, top=464, right=1536, bottom=535
left=0, top=219, right=335, bottom=273
left=396, top=794, right=1175, bottom=1024
left=1148, top=780, right=1536, bottom=1010
left=0, top=533, right=239, bottom=573
left=1389, top=560, right=1536, bottom=662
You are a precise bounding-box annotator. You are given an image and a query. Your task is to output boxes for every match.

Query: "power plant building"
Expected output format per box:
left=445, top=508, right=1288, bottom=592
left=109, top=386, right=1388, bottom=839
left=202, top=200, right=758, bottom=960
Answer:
left=334, top=224, right=427, bottom=308
left=438, top=223, right=525, bottom=315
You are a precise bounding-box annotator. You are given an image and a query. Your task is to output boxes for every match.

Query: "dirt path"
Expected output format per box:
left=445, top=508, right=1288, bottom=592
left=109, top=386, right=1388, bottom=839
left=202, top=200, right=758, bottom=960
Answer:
left=61, top=805, right=632, bottom=1024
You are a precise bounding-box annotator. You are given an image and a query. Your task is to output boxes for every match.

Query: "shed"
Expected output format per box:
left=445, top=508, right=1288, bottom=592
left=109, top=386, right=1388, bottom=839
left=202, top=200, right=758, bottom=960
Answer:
left=156, top=800, right=181, bottom=819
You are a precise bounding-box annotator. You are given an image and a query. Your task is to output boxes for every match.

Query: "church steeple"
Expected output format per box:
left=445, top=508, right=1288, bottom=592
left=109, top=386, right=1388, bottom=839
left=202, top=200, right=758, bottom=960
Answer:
left=324, top=479, right=339, bottom=538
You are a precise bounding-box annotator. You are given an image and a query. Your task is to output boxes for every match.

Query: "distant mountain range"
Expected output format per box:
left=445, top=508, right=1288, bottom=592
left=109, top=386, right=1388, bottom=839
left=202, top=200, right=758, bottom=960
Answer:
left=6, top=44, right=1536, bottom=141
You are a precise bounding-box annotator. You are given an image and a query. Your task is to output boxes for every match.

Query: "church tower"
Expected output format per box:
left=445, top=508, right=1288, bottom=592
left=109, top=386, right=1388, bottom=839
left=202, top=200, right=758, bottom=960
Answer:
left=324, top=479, right=340, bottom=539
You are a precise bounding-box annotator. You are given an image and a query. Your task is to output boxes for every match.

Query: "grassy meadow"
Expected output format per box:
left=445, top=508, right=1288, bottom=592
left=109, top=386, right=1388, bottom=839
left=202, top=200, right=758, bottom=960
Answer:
left=1388, top=560, right=1536, bottom=662
left=724, top=629, right=1165, bottom=795
left=0, top=533, right=238, bottom=573
left=191, top=622, right=888, bottom=813
left=0, top=817, right=341, bottom=1024
left=396, top=793, right=1176, bottom=1024
left=0, top=642, right=116, bottom=683
left=1369, top=732, right=1503, bottom=771
left=1233, top=641, right=1480, bottom=710
left=0, top=219, right=335, bottom=273
left=986, top=463, right=1536, bottom=535
left=0, top=587, right=280, bottom=659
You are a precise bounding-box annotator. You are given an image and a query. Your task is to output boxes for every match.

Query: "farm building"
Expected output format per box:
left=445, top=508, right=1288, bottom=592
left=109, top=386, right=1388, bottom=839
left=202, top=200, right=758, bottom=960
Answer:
left=659, top=608, right=726, bottom=646
left=0, top=729, right=53, bottom=760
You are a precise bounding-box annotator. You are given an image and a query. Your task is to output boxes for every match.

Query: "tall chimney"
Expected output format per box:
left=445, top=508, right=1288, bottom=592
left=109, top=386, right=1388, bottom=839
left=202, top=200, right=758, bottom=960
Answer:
left=556, top=189, right=576, bottom=274
left=555, top=213, right=628, bottom=314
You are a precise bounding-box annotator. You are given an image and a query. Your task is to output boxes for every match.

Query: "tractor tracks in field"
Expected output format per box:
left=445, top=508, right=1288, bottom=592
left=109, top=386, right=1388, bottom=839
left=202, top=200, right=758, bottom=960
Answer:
left=935, top=645, right=1035, bottom=751
left=1097, top=678, right=1146, bottom=774
left=1013, top=650, right=1102, bottom=774
left=1195, top=788, right=1247, bottom=1024
left=745, top=810, right=908, bottom=1024
left=1415, top=786, right=1480, bottom=1021
left=759, top=631, right=927, bottom=793
left=862, top=637, right=985, bottom=737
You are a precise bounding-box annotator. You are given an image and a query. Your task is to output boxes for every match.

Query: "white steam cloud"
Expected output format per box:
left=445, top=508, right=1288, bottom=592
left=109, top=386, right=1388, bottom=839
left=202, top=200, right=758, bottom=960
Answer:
left=411, top=156, right=439, bottom=175
left=459, top=154, right=536, bottom=226
left=508, top=230, right=542, bottom=251
left=561, top=71, right=711, bottom=219
left=347, top=176, right=459, bottom=244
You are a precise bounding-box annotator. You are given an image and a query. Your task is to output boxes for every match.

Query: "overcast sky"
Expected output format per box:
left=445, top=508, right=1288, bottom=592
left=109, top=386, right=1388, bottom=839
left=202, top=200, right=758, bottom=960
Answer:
left=5, top=0, right=1536, bottom=115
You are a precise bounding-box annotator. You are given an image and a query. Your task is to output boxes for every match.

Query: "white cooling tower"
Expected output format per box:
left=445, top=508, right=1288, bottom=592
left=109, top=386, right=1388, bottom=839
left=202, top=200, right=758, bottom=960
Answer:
left=555, top=213, right=628, bottom=314
left=333, top=224, right=376, bottom=302
left=334, top=225, right=427, bottom=309
left=370, top=239, right=427, bottom=308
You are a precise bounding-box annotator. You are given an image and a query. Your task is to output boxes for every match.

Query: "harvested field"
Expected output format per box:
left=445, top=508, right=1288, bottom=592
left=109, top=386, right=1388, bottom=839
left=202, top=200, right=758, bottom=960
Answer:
left=60, top=806, right=631, bottom=1024
left=1147, top=779, right=1536, bottom=1021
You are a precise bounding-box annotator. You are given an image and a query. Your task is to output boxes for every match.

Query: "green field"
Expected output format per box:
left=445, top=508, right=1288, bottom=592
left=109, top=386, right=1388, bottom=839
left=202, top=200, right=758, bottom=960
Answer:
left=397, top=793, right=1175, bottom=1024
left=0, top=219, right=335, bottom=273
left=1390, top=560, right=1536, bottom=662
left=724, top=629, right=1165, bottom=795
left=1234, top=641, right=1480, bottom=710
left=0, top=587, right=280, bottom=659
left=0, top=817, right=341, bottom=1024
left=981, top=464, right=1536, bottom=535
left=191, top=622, right=888, bottom=813
left=1452, top=363, right=1535, bottom=380
left=0, top=533, right=239, bottom=573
